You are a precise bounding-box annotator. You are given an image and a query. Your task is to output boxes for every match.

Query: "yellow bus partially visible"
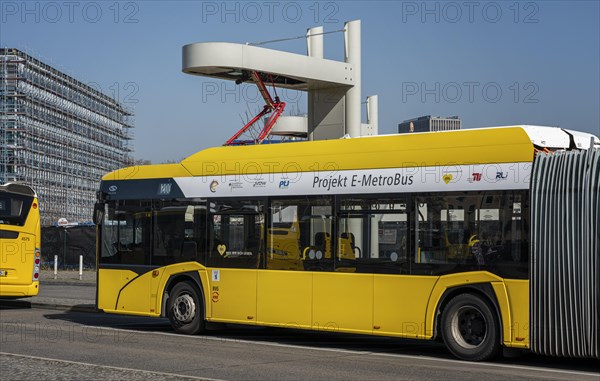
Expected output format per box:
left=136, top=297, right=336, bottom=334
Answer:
left=0, top=183, right=41, bottom=298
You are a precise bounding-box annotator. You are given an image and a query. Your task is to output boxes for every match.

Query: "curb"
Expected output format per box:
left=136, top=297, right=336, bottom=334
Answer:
left=40, top=281, right=96, bottom=287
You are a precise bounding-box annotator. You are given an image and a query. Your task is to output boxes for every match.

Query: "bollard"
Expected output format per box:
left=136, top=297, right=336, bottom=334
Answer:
left=79, top=255, right=83, bottom=281
left=54, top=255, right=58, bottom=279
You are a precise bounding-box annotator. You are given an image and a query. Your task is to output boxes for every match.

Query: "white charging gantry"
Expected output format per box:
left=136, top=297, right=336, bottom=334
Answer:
left=182, top=20, right=378, bottom=145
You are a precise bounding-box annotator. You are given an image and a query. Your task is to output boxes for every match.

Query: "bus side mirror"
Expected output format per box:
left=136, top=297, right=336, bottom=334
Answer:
left=93, top=203, right=105, bottom=225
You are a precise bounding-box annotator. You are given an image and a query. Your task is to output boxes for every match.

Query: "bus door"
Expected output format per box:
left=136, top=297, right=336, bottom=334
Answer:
left=326, top=197, right=420, bottom=336
left=206, top=199, right=263, bottom=324
left=258, top=197, right=331, bottom=329
left=308, top=197, right=369, bottom=333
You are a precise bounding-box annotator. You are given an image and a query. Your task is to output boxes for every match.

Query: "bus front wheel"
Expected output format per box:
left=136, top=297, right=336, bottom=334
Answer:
left=441, top=293, right=500, bottom=361
left=167, top=282, right=205, bottom=335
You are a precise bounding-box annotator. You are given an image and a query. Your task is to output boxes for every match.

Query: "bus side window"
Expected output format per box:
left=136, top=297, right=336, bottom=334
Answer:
left=412, top=191, right=529, bottom=278
left=152, top=201, right=207, bottom=266
left=208, top=200, right=264, bottom=269
left=337, top=197, right=409, bottom=274
left=268, top=197, right=333, bottom=272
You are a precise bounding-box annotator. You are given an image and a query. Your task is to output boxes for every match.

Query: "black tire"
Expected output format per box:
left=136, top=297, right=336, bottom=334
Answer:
left=167, top=282, right=205, bottom=335
left=441, top=293, right=500, bottom=361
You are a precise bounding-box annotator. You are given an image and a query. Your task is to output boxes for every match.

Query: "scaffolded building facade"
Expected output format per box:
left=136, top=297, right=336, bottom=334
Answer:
left=0, top=48, right=133, bottom=226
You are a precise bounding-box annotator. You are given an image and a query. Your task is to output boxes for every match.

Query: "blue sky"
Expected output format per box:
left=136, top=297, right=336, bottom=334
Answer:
left=2, top=0, right=599, bottom=163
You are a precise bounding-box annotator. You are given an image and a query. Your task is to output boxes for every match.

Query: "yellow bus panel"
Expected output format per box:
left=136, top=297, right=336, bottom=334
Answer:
left=256, top=270, right=312, bottom=329
left=208, top=268, right=257, bottom=325
left=373, top=274, right=438, bottom=339
left=504, top=280, right=530, bottom=348
left=490, top=282, right=512, bottom=345
left=312, top=272, right=373, bottom=334
left=0, top=232, right=37, bottom=294
left=116, top=271, right=153, bottom=314
left=98, top=269, right=146, bottom=314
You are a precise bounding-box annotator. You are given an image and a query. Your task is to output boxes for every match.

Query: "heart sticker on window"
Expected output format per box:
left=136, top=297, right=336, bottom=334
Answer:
left=217, top=244, right=226, bottom=256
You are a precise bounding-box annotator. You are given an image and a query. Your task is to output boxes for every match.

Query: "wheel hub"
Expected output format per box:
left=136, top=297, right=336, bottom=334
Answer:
left=451, top=305, right=487, bottom=348
left=173, top=294, right=196, bottom=323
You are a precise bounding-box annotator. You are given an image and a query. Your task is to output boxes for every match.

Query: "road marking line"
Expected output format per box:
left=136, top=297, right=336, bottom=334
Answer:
left=73, top=325, right=599, bottom=378
left=0, top=352, right=225, bottom=381
left=374, top=352, right=600, bottom=377
left=3, top=321, right=598, bottom=378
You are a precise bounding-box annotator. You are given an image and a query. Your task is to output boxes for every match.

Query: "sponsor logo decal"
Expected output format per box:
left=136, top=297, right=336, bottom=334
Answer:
left=228, top=181, right=243, bottom=190
left=209, top=180, right=219, bottom=193
left=469, top=173, right=482, bottom=183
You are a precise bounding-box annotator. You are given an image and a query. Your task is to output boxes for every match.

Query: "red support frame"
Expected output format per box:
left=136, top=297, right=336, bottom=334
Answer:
left=225, top=71, right=286, bottom=145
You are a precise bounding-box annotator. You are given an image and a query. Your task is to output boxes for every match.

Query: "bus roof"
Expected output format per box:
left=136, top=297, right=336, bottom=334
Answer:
left=102, top=126, right=593, bottom=181
left=0, top=183, right=37, bottom=197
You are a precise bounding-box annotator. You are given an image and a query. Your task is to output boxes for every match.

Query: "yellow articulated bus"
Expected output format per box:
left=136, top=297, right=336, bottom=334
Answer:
left=0, top=183, right=41, bottom=298
left=95, top=126, right=599, bottom=361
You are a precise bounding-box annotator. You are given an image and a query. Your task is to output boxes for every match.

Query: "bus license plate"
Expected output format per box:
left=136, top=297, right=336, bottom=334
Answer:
left=0, top=270, right=6, bottom=276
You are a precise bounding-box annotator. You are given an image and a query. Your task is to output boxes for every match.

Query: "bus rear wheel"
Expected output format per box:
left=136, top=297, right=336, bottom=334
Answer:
left=167, top=282, right=205, bottom=335
left=441, top=293, right=500, bottom=361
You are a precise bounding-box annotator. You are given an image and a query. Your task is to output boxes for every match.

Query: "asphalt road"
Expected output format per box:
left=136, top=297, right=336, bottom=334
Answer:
left=38, top=282, right=96, bottom=302
left=1, top=305, right=598, bottom=381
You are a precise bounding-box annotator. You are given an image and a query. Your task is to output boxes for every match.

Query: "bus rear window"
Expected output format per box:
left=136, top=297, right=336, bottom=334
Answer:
left=0, top=195, right=33, bottom=226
